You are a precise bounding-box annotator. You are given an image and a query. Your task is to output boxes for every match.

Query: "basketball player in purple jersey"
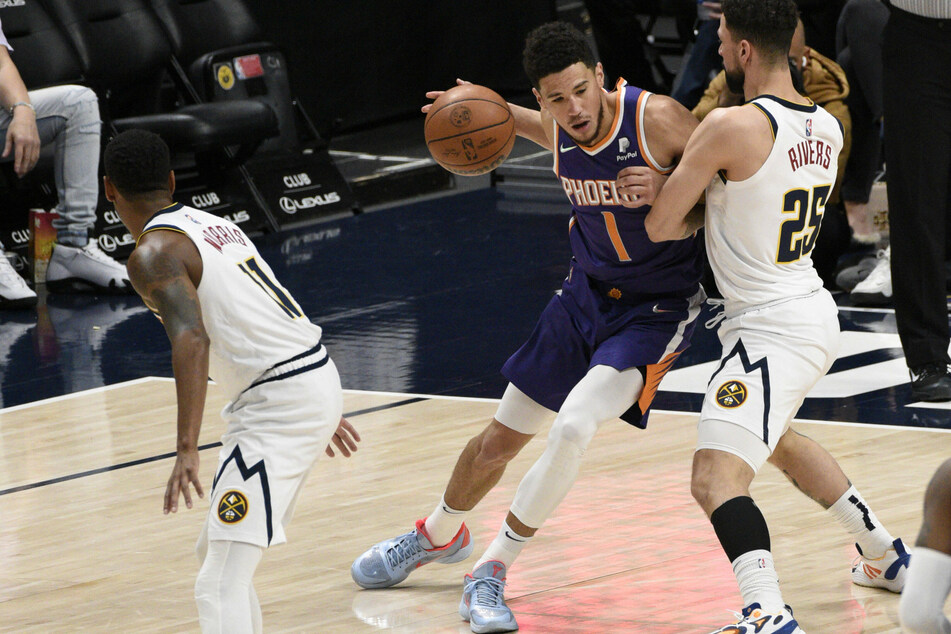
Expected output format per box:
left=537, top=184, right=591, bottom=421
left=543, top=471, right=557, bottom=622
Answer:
left=353, top=22, right=704, bottom=632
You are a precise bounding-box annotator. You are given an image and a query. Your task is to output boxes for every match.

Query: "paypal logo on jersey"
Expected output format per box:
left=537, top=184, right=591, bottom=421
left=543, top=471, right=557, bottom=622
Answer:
left=616, top=136, right=638, bottom=162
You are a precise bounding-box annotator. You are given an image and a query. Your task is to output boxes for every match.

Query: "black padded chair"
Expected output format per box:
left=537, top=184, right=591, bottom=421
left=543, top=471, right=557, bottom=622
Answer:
left=0, top=0, right=83, bottom=89
left=41, top=0, right=279, bottom=163
left=148, top=0, right=320, bottom=153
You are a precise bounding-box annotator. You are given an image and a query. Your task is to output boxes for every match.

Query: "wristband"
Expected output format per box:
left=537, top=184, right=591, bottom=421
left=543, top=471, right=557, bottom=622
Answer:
left=9, top=101, right=35, bottom=116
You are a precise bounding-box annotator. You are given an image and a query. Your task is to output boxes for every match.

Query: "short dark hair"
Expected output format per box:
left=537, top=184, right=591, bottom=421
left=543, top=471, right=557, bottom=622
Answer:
left=103, top=129, right=171, bottom=198
left=522, top=22, right=596, bottom=89
left=721, top=0, right=799, bottom=64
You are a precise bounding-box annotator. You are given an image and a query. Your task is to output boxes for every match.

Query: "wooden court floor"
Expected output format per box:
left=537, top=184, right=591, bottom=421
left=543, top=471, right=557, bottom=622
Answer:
left=1, top=378, right=947, bottom=632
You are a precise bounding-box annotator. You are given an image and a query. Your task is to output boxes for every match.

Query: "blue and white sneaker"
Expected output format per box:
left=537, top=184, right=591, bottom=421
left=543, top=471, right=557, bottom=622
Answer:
left=459, top=560, right=518, bottom=633
left=709, top=603, right=803, bottom=633
left=852, top=537, right=911, bottom=593
left=351, top=518, right=472, bottom=589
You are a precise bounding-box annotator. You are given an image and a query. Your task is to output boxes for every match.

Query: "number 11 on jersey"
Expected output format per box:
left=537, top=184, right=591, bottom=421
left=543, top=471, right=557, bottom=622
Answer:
left=238, top=256, right=304, bottom=318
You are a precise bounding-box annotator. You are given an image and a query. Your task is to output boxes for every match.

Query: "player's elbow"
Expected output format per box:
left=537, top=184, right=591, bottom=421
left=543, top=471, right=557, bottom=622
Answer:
left=644, top=213, right=673, bottom=242
left=172, top=327, right=210, bottom=355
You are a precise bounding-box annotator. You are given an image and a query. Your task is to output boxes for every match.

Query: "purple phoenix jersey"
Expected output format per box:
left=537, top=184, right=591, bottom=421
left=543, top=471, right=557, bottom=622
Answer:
left=554, top=80, right=702, bottom=297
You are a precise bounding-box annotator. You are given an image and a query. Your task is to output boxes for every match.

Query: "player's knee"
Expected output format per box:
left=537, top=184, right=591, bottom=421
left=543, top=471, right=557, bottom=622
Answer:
left=690, top=461, right=718, bottom=509
left=195, top=562, right=251, bottom=631
left=471, top=427, right=522, bottom=470
left=548, top=412, right=597, bottom=451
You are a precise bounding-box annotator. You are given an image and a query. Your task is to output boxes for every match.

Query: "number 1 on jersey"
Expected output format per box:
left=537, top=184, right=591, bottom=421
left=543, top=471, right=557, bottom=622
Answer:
left=238, top=256, right=304, bottom=318
left=601, top=212, right=632, bottom=262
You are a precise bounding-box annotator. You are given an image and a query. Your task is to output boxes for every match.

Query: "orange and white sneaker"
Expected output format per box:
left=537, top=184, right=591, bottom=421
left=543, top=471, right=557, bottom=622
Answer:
left=709, top=603, right=804, bottom=633
left=851, top=538, right=910, bottom=593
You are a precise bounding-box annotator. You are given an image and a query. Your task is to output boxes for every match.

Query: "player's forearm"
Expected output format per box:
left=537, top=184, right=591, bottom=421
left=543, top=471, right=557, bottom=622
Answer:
left=509, top=103, right=550, bottom=150
left=170, top=330, right=210, bottom=452
left=681, top=205, right=705, bottom=238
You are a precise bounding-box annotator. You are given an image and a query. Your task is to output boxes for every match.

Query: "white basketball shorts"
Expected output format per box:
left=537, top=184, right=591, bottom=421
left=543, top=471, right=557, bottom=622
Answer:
left=697, top=290, right=839, bottom=472
left=206, top=355, right=342, bottom=548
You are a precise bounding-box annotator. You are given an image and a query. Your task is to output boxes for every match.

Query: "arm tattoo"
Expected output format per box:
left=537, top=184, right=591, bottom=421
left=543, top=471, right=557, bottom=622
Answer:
left=130, top=248, right=203, bottom=340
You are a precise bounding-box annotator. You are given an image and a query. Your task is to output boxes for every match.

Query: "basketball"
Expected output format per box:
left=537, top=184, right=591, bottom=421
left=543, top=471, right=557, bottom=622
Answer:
left=424, top=84, right=516, bottom=176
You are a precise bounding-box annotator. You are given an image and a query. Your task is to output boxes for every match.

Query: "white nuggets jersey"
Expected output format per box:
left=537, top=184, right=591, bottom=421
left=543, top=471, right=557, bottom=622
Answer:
left=139, top=203, right=323, bottom=400
left=704, top=96, right=843, bottom=314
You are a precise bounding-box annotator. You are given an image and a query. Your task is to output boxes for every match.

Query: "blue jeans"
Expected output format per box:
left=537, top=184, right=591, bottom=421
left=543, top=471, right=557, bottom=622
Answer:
left=671, top=19, right=722, bottom=112
left=0, top=85, right=102, bottom=247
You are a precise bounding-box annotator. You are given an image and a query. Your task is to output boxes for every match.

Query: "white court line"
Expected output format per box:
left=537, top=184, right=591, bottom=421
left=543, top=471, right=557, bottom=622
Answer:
left=3, top=379, right=947, bottom=435
left=0, top=376, right=171, bottom=414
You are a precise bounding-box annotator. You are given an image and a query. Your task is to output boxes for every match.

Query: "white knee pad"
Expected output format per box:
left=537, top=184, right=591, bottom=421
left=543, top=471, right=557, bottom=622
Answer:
left=195, top=540, right=264, bottom=634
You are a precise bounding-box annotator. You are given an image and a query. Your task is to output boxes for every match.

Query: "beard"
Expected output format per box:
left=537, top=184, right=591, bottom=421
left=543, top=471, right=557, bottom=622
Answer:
left=570, top=100, right=605, bottom=146
left=724, top=67, right=746, bottom=96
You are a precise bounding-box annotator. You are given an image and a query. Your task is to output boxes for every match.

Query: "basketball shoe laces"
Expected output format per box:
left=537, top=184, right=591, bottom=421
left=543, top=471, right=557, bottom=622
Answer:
left=385, top=532, right=425, bottom=568
left=470, top=575, right=506, bottom=608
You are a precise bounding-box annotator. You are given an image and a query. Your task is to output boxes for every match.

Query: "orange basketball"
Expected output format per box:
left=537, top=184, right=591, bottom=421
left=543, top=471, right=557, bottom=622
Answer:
left=424, top=84, right=516, bottom=176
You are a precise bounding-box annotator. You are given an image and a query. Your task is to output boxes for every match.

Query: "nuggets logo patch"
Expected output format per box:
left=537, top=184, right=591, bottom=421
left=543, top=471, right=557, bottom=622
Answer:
left=217, top=490, right=249, bottom=524
left=716, top=381, right=748, bottom=408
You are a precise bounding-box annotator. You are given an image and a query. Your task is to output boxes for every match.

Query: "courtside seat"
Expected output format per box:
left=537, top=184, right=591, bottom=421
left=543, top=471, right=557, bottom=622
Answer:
left=0, top=0, right=83, bottom=88
left=148, top=0, right=314, bottom=153
left=42, top=0, right=278, bottom=161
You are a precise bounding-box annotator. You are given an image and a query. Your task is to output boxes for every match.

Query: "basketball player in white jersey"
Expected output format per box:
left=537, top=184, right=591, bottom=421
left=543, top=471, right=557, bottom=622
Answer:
left=622, top=0, right=909, bottom=631
left=102, top=129, right=359, bottom=633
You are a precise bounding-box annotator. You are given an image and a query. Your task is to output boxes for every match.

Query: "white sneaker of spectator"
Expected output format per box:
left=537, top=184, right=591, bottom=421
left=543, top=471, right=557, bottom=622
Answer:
left=46, top=241, right=134, bottom=294
left=850, top=246, right=892, bottom=306
left=0, top=250, right=37, bottom=309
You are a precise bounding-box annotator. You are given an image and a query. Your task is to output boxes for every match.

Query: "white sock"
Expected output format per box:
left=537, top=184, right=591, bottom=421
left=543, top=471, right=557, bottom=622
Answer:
left=899, top=547, right=951, bottom=634
left=423, top=495, right=466, bottom=547
left=733, top=550, right=784, bottom=614
left=474, top=519, right=532, bottom=571
left=828, top=485, right=894, bottom=558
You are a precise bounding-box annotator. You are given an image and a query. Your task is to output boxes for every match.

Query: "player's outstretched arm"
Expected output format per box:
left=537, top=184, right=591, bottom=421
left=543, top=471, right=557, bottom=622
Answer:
left=128, top=233, right=210, bottom=514
left=421, top=78, right=551, bottom=151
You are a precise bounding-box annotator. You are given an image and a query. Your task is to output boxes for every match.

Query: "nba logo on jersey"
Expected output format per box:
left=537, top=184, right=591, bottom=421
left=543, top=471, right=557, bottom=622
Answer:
left=805, top=119, right=813, bottom=137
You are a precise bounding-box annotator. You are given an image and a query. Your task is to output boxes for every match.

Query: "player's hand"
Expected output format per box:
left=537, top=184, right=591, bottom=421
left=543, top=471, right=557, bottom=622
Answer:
left=326, top=417, right=360, bottom=458
left=3, top=109, right=40, bottom=177
left=421, top=78, right=472, bottom=114
left=164, top=448, right=204, bottom=514
left=615, top=166, right=668, bottom=208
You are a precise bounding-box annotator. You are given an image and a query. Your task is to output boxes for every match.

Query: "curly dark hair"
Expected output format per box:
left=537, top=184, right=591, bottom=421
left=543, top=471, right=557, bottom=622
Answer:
left=103, top=129, right=171, bottom=198
left=721, top=0, right=799, bottom=64
left=522, top=22, right=596, bottom=89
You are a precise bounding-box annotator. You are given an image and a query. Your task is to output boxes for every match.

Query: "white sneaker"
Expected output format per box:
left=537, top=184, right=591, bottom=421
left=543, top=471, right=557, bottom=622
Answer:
left=851, top=246, right=891, bottom=306
left=0, top=251, right=37, bottom=309
left=851, top=537, right=910, bottom=593
left=46, top=242, right=133, bottom=294
left=708, top=603, right=804, bottom=633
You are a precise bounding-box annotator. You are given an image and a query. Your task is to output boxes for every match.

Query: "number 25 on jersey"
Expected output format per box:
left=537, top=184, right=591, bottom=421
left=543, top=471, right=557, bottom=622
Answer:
left=777, top=184, right=831, bottom=264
